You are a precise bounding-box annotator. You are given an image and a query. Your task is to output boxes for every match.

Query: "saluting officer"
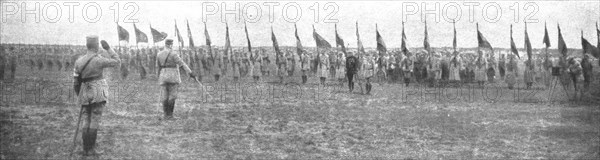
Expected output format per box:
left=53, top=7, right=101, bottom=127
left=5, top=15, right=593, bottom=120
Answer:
left=73, top=36, right=120, bottom=155
left=156, top=39, right=196, bottom=120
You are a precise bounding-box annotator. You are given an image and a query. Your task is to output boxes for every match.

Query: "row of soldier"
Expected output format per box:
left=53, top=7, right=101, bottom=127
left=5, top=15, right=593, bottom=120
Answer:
left=0, top=44, right=595, bottom=94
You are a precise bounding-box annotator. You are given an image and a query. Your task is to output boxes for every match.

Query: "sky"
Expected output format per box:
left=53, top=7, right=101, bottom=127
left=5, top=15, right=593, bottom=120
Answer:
left=1, top=0, right=599, bottom=50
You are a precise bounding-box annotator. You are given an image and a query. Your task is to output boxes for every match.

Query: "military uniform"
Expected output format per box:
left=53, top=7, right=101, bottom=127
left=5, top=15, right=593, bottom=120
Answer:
left=156, top=39, right=194, bottom=119
left=505, top=55, right=518, bottom=89
left=581, top=55, right=593, bottom=89
left=346, top=53, right=359, bottom=91
left=73, top=36, right=120, bottom=155
left=524, top=60, right=536, bottom=89
left=300, top=52, right=310, bottom=84
left=402, top=55, right=414, bottom=86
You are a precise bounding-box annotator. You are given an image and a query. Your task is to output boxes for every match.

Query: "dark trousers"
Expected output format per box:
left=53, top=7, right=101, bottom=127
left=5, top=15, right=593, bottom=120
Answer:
left=347, top=72, right=355, bottom=90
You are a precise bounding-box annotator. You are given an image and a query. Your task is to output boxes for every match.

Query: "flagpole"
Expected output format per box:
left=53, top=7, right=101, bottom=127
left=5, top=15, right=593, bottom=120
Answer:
left=117, top=22, right=121, bottom=53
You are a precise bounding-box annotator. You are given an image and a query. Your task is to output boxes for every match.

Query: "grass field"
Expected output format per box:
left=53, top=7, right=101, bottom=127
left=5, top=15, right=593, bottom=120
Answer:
left=1, top=67, right=599, bottom=159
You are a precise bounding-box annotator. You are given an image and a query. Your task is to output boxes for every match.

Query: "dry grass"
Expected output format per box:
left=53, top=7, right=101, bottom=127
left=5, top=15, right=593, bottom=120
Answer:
left=1, top=68, right=599, bottom=159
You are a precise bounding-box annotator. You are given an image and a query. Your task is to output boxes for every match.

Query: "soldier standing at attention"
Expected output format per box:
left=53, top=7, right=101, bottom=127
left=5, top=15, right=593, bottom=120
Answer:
left=318, top=51, right=329, bottom=85
left=73, top=36, right=120, bottom=156
left=157, top=39, right=196, bottom=120
left=580, top=54, right=593, bottom=90
left=300, top=51, right=310, bottom=84
left=345, top=51, right=359, bottom=92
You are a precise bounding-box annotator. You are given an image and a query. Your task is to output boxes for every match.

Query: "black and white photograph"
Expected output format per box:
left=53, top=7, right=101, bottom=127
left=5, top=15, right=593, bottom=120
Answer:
left=1, top=0, right=600, bottom=159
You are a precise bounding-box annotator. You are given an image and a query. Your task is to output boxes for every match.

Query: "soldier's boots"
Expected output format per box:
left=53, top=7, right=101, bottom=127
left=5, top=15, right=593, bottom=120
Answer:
left=164, top=99, right=176, bottom=120
left=348, top=82, right=354, bottom=92
left=162, top=100, right=170, bottom=119
left=301, top=75, right=307, bottom=84
left=366, top=83, right=372, bottom=95
left=82, top=128, right=99, bottom=156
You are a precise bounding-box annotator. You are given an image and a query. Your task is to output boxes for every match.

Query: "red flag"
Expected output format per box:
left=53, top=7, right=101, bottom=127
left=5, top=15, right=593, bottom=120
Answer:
left=134, top=23, right=148, bottom=44
left=510, top=24, right=520, bottom=58
left=313, top=25, right=332, bottom=49
left=117, top=24, right=129, bottom=42
left=524, top=23, right=532, bottom=60
left=335, top=24, right=346, bottom=54
left=376, top=24, right=386, bottom=53
left=150, top=24, right=167, bottom=43
left=543, top=22, right=551, bottom=48
left=477, top=23, right=493, bottom=50
left=557, top=23, right=568, bottom=57
left=356, top=21, right=365, bottom=54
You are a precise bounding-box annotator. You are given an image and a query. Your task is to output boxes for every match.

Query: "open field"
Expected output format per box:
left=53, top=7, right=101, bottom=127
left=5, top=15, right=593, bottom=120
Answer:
left=1, top=66, right=600, bottom=159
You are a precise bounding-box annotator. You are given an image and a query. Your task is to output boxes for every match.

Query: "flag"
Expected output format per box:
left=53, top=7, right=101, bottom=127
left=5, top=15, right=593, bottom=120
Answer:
left=356, top=21, right=365, bottom=54
left=271, top=26, right=282, bottom=63
left=543, top=22, right=551, bottom=48
left=150, top=24, right=167, bottom=43
left=423, top=20, right=431, bottom=53
left=134, top=23, right=148, bottom=44
left=186, top=20, right=195, bottom=48
left=510, top=24, right=520, bottom=58
left=313, top=25, right=332, bottom=49
left=335, top=24, right=346, bottom=54
left=401, top=22, right=409, bottom=54
left=477, top=23, right=493, bottom=50
left=224, top=23, right=231, bottom=56
left=452, top=20, right=457, bottom=51
left=204, top=22, right=211, bottom=47
left=174, top=20, right=184, bottom=47
left=244, top=22, right=252, bottom=53
left=117, top=24, right=129, bottom=42
left=524, top=23, right=532, bottom=60
left=582, top=31, right=600, bottom=58
left=376, top=24, right=387, bottom=53
left=597, top=22, right=599, bottom=49
left=557, top=23, right=568, bottom=57
left=295, top=23, right=303, bottom=56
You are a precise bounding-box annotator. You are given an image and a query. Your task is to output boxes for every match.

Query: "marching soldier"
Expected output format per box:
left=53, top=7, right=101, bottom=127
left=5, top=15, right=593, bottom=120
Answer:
left=156, top=39, right=196, bottom=120
left=73, top=36, right=121, bottom=155
left=345, top=51, right=359, bottom=92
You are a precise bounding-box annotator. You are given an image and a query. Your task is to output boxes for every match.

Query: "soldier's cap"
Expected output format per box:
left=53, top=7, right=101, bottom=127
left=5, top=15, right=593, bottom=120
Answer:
left=165, top=39, right=174, bottom=45
left=86, top=35, right=99, bottom=50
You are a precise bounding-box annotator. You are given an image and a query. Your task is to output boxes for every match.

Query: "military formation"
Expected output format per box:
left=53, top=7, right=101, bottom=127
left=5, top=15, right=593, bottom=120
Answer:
left=1, top=21, right=599, bottom=157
